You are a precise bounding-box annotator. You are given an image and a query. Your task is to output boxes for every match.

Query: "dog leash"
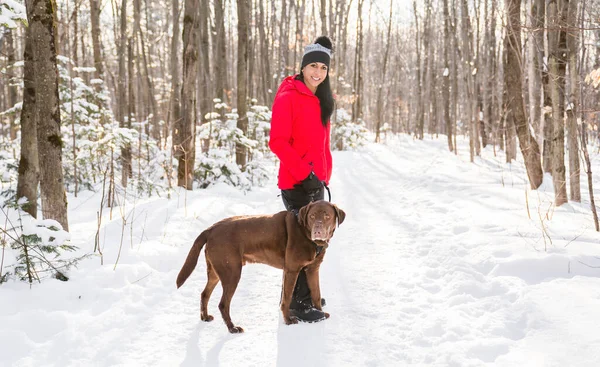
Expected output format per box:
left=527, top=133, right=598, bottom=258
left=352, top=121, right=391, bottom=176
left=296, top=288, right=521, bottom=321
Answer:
left=324, top=183, right=331, bottom=202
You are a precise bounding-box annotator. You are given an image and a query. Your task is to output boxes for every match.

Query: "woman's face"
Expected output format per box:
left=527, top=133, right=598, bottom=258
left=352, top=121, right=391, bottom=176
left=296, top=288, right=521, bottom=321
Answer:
left=302, top=62, right=328, bottom=93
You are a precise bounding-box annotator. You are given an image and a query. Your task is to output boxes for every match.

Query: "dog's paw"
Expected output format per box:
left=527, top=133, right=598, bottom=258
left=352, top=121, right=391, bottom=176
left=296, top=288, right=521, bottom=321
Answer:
left=201, top=314, right=214, bottom=322
left=285, top=317, right=299, bottom=325
left=228, top=326, right=244, bottom=333
left=324, top=312, right=330, bottom=319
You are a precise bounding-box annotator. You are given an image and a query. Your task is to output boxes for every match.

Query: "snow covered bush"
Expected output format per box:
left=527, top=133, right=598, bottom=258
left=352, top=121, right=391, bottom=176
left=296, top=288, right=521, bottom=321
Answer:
left=1, top=56, right=175, bottom=197
left=57, top=57, right=137, bottom=192
left=331, top=108, right=369, bottom=151
left=0, top=141, right=19, bottom=201
left=195, top=99, right=265, bottom=190
left=246, top=100, right=272, bottom=154
left=196, top=148, right=251, bottom=189
left=0, top=202, right=85, bottom=284
left=0, top=0, right=27, bottom=29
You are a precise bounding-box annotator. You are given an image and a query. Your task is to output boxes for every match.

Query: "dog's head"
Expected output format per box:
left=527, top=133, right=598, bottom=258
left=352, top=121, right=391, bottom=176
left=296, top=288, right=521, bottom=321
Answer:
left=298, top=201, right=345, bottom=246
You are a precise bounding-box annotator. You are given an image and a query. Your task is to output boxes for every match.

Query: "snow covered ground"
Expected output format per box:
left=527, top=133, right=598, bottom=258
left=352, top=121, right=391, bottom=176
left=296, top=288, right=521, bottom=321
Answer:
left=2, top=134, right=600, bottom=366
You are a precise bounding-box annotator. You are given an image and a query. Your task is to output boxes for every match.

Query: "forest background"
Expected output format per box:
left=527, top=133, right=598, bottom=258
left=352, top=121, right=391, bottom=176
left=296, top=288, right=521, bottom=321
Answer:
left=1, top=0, right=600, bottom=282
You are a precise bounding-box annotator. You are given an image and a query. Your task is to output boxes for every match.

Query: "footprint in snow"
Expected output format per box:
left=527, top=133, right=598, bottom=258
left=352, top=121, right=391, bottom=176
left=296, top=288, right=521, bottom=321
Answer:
left=453, top=225, right=469, bottom=235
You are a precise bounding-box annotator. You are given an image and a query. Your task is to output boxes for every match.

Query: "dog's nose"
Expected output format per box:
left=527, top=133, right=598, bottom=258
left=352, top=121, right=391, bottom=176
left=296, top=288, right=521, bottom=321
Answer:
left=312, top=223, right=326, bottom=240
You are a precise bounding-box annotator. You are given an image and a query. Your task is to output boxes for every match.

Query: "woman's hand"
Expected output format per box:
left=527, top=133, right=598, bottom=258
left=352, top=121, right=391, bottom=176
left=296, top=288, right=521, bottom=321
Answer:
left=301, top=171, right=323, bottom=194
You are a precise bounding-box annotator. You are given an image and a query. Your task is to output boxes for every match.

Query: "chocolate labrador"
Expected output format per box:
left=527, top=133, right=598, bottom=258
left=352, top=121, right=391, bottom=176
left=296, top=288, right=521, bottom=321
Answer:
left=176, top=200, right=345, bottom=333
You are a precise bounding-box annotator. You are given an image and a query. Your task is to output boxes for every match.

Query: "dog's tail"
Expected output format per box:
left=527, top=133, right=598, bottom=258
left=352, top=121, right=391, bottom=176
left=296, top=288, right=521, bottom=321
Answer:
left=176, top=229, right=209, bottom=288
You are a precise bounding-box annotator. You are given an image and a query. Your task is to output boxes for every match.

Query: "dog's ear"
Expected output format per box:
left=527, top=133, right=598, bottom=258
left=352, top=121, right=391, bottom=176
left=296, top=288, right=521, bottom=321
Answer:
left=333, top=204, right=346, bottom=226
left=298, top=202, right=312, bottom=227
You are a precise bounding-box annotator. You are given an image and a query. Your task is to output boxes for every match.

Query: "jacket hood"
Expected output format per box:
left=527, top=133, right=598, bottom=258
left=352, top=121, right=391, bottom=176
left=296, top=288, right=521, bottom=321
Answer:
left=277, top=75, right=316, bottom=97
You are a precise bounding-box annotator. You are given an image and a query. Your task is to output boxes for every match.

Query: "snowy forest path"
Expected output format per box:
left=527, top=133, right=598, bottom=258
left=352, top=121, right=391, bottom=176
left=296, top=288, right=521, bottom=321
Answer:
left=330, top=141, right=528, bottom=363
left=5, top=139, right=600, bottom=367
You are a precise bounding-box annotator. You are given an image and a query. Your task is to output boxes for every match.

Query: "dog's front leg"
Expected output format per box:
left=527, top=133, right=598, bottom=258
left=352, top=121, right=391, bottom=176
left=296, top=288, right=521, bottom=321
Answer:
left=304, top=267, right=323, bottom=310
left=281, top=269, right=300, bottom=324
left=305, top=267, right=329, bottom=319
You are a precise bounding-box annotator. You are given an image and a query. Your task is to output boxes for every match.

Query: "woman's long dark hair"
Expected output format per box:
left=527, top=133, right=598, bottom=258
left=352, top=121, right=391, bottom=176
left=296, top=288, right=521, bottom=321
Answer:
left=296, top=71, right=335, bottom=127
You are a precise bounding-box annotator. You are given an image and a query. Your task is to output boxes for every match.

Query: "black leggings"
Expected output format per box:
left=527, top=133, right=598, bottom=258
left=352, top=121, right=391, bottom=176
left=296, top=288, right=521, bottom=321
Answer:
left=281, top=186, right=324, bottom=305
left=281, top=186, right=325, bottom=213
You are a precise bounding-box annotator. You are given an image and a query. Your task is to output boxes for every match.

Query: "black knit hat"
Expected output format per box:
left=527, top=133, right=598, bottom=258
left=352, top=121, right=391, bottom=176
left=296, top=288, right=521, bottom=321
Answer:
left=301, top=36, right=333, bottom=69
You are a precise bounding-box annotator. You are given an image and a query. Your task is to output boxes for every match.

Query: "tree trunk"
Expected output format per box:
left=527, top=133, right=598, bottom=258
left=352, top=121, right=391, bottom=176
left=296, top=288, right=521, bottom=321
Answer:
left=503, top=27, right=516, bottom=164
left=339, top=0, right=353, bottom=106
left=16, top=26, right=40, bottom=218
left=171, top=0, right=182, bottom=138
left=257, top=0, right=272, bottom=104
left=214, top=0, right=227, bottom=101
left=5, top=30, right=18, bottom=141
left=547, top=0, right=568, bottom=205
left=451, top=0, right=459, bottom=153
left=412, top=0, right=423, bottom=139
left=505, top=0, right=543, bottom=189
left=352, top=0, right=364, bottom=123
left=72, top=2, right=79, bottom=66
left=460, top=0, right=476, bottom=162
left=481, top=0, right=490, bottom=149
left=25, top=0, right=69, bottom=230
left=473, top=0, right=481, bottom=153
left=236, top=0, right=249, bottom=167
left=541, top=0, right=552, bottom=173
left=278, top=0, right=288, bottom=79
left=199, top=0, right=211, bottom=128
left=490, top=1, right=502, bottom=152
left=246, top=0, right=254, bottom=102
left=319, top=0, right=327, bottom=35
left=542, top=71, right=553, bottom=173
left=89, top=0, right=104, bottom=79
left=503, top=27, right=517, bottom=165
left=176, top=0, right=199, bottom=189
left=136, top=17, right=160, bottom=139
left=374, top=1, right=393, bottom=143
left=422, top=0, right=432, bottom=136
left=118, top=0, right=130, bottom=188
left=566, top=0, right=580, bottom=202
left=528, top=0, right=544, bottom=143
left=128, top=38, right=137, bottom=177
left=443, top=0, right=452, bottom=151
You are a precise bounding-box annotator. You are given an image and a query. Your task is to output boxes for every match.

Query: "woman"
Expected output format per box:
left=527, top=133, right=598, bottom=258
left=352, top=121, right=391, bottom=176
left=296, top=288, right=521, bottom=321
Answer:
left=269, top=36, right=335, bottom=323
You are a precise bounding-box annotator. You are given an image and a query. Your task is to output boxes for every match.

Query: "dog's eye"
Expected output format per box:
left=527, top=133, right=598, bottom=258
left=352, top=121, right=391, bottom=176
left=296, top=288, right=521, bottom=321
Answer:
left=310, top=214, right=315, bottom=219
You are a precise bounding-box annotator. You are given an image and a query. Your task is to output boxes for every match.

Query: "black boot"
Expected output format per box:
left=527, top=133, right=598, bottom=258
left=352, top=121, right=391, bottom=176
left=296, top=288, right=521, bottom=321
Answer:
left=289, top=270, right=327, bottom=323
left=289, top=306, right=327, bottom=323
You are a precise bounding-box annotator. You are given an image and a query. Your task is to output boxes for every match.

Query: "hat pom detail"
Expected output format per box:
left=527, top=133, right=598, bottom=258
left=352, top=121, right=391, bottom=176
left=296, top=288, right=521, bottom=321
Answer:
left=314, top=36, right=333, bottom=51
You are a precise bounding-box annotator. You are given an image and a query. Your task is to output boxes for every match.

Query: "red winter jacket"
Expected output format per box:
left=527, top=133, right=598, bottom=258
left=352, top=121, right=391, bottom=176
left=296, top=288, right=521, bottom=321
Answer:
left=269, top=75, right=332, bottom=190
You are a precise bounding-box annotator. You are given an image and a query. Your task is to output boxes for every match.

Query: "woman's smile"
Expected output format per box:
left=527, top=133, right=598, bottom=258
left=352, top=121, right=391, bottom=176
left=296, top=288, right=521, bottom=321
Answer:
left=303, top=62, right=328, bottom=93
